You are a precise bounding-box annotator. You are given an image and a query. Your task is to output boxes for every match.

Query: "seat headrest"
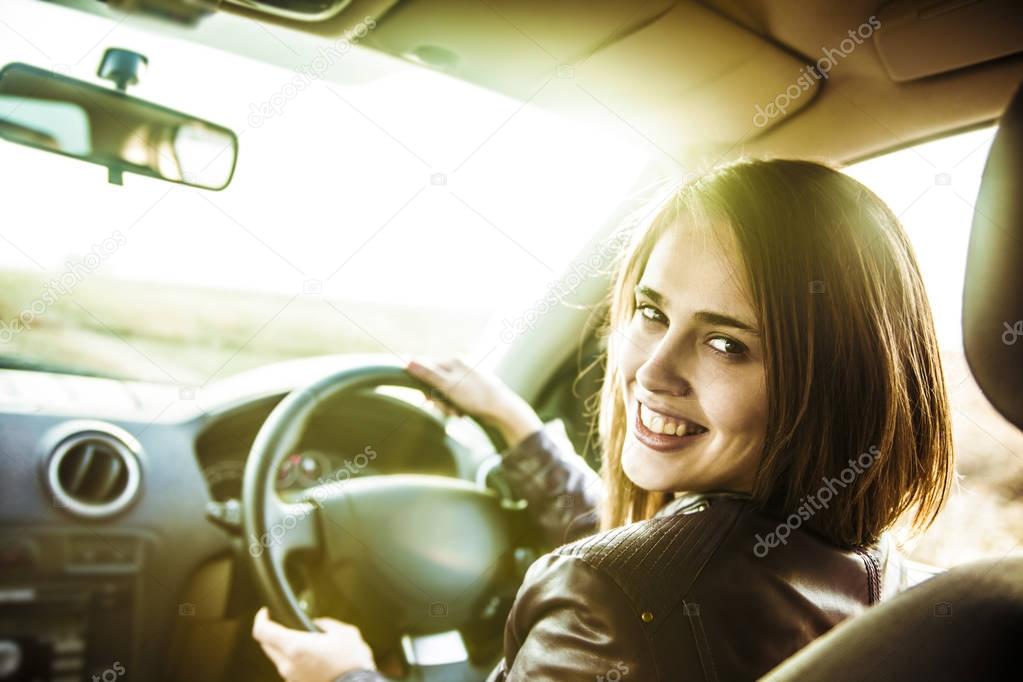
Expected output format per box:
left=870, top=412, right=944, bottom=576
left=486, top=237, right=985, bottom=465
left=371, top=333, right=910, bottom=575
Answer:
left=963, top=80, right=1023, bottom=430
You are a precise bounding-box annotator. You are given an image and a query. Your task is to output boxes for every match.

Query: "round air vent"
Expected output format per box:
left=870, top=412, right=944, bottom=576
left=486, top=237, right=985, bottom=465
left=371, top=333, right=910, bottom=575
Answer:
left=45, top=424, right=142, bottom=518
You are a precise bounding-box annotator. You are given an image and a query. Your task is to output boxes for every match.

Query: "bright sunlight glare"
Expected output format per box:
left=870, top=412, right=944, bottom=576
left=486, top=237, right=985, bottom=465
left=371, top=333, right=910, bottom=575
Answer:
left=0, top=0, right=651, bottom=315
left=844, top=125, right=997, bottom=351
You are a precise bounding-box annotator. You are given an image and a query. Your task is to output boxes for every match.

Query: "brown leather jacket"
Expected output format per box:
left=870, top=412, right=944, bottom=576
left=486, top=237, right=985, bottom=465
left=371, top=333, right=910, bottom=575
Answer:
left=341, top=423, right=906, bottom=682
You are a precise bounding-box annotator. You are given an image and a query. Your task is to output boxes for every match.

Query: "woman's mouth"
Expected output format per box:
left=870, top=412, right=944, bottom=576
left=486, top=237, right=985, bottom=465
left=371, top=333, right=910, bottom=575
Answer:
left=632, top=401, right=709, bottom=452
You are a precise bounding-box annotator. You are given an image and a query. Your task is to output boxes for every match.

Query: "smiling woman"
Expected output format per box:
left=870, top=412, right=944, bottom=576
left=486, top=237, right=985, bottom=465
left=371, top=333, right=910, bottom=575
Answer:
left=600, top=159, right=954, bottom=547
left=255, top=158, right=956, bottom=681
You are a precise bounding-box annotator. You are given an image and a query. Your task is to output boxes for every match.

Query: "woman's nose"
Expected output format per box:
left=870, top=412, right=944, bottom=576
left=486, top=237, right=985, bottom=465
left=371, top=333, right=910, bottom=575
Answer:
left=634, top=335, right=694, bottom=398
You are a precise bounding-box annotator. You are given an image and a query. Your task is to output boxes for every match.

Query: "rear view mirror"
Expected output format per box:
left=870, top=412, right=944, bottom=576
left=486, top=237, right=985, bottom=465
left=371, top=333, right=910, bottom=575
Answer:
left=0, top=61, right=238, bottom=190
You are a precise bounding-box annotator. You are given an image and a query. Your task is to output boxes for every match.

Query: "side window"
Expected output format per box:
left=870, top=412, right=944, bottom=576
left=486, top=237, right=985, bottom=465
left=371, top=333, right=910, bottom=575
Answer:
left=846, top=126, right=1023, bottom=568
left=534, top=330, right=606, bottom=471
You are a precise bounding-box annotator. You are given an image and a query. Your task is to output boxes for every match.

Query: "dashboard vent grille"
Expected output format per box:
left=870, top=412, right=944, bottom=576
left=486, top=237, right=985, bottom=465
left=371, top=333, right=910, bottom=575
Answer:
left=47, top=430, right=141, bottom=518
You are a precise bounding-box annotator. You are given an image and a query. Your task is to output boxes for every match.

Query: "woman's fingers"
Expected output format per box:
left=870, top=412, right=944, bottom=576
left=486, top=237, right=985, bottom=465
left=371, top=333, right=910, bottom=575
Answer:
left=437, top=357, right=466, bottom=372
left=313, top=617, right=339, bottom=631
left=252, top=608, right=298, bottom=678
left=407, top=358, right=446, bottom=388
left=408, top=360, right=444, bottom=394
left=251, top=606, right=273, bottom=641
left=252, top=606, right=289, bottom=646
left=437, top=357, right=471, bottom=380
left=408, top=357, right=466, bottom=389
left=408, top=358, right=464, bottom=416
left=253, top=607, right=309, bottom=654
left=405, top=357, right=429, bottom=377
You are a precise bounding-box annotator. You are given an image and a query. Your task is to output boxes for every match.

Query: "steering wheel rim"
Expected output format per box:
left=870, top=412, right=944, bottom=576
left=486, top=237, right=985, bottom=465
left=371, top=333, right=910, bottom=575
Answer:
left=241, top=361, right=524, bottom=647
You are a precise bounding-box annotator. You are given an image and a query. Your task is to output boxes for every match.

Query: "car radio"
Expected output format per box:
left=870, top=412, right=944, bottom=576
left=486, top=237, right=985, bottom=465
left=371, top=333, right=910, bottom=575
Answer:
left=0, top=532, right=138, bottom=682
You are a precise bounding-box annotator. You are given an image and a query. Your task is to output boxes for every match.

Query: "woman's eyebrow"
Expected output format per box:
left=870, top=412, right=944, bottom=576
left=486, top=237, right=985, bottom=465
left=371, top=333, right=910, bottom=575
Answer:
left=635, top=284, right=759, bottom=336
left=693, top=310, right=760, bottom=336
left=635, top=284, right=666, bottom=306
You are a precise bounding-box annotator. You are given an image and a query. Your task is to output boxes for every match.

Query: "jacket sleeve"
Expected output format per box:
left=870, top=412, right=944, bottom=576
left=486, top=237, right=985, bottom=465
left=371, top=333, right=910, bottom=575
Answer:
left=498, top=420, right=604, bottom=547
left=493, top=553, right=657, bottom=681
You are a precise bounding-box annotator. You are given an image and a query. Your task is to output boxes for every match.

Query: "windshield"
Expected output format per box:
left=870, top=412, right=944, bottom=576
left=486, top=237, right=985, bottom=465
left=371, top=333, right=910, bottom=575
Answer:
left=0, top=0, right=652, bottom=386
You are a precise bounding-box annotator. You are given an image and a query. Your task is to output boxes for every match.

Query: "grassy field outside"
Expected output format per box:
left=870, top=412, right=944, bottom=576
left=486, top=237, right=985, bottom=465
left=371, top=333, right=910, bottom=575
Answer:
left=908, top=350, right=1023, bottom=567
left=0, top=269, right=493, bottom=386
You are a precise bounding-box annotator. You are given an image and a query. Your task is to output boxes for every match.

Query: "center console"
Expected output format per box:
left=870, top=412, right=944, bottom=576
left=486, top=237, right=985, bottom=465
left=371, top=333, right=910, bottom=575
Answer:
left=0, top=530, right=142, bottom=682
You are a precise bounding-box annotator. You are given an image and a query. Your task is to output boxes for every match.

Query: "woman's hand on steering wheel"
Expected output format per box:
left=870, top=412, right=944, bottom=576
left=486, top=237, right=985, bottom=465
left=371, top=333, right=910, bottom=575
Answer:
left=244, top=363, right=519, bottom=681
left=406, top=357, right=543, bottom=449
left=252, top=607, right=376, bottom=682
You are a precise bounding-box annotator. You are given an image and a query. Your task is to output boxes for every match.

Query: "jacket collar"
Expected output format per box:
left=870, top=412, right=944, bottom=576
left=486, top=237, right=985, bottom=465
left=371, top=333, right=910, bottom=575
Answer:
left=655, top=490, right=753, bottom=518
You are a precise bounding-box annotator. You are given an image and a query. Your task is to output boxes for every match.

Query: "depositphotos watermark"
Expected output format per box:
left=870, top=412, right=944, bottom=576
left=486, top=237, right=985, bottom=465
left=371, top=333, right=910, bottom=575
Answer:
left=595, top=661, right=630, bottom=682
left=1002, top=320, right=1023, bottom=345
left=247, top=16, right=377, bottom=127
left=90, top=661, right=126, bottom=682
left=499, top=230, right=631, bottom=344
left=753, top=16, right=881, bottom=128
left=753, top=445, right=880, bottom=558
left=0, top=231, right=127, bottom=344
left=248, top=446, right=377, bottom=557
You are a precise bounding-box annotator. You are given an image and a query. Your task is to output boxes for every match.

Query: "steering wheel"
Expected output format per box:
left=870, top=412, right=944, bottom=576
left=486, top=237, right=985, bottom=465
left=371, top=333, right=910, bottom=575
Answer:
left=241, top=362, right=535, bottom=676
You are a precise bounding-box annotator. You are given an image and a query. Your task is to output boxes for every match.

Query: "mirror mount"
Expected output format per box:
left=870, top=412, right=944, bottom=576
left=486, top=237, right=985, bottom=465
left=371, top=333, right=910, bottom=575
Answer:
left=97, top=48, right=149, bottom=185
left=98, top=48, right=149, bottom=93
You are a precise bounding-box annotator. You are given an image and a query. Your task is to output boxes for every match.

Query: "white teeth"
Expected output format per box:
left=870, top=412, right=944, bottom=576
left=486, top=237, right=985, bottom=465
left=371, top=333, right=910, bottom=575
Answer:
left=639, top=402, right=703, bottom=436
left=639, top=403, right=653, bottom=428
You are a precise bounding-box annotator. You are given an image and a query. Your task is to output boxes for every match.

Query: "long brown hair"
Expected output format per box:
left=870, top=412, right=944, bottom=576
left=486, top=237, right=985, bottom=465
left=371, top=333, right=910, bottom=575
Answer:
left=595, top=158, right=954, bottom=548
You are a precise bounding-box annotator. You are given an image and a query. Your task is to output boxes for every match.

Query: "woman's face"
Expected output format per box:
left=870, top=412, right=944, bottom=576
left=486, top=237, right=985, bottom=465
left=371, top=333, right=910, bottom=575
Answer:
left=619, top=219, right=768, bottom=494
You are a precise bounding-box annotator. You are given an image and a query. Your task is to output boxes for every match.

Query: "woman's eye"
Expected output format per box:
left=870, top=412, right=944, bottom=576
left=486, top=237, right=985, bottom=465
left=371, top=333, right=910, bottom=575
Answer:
left=707, top=336, right=747, bottom=357
left=636, top=303, right=666, bottom=325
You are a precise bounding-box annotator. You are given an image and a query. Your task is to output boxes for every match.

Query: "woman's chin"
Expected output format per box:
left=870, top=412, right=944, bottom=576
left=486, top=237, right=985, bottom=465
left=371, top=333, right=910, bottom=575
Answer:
left=621, top=438, right=679, bottom=492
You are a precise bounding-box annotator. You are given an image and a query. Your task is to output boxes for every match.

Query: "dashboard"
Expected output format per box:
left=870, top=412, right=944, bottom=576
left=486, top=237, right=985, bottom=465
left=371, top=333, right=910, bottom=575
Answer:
left=194, top=386, right=473, bottom=501
left=203, top=446, right=382, bottom=497
left=275, top=450, right=339, bottom=490
left=0, top=355, right=497, bottom=682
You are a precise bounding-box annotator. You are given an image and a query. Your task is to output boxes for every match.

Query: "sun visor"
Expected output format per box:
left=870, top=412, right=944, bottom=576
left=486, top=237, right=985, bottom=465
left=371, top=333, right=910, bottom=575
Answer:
left=562, top=2, right=822, bottom=155
left=874, top=0, right=1023, bottom=82
left=360, top=1, right=817, bottom=157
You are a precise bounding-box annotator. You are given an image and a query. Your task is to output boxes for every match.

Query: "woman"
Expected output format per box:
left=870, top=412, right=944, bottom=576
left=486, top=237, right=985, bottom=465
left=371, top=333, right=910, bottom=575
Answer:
left=252, top=159, right=954, bottom=681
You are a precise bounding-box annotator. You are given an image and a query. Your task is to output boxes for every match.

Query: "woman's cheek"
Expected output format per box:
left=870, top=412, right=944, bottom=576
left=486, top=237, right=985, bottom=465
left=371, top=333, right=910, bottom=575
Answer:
left=700, top=365, right=768, bottom=435
left=617, top=325, right=639, bottom=382
left=619, top=319, right=657, bottom=374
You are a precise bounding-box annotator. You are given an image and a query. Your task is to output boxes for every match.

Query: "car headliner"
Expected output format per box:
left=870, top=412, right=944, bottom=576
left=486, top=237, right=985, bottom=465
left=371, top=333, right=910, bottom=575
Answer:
left=48, top=0, right=1023, bottom=165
